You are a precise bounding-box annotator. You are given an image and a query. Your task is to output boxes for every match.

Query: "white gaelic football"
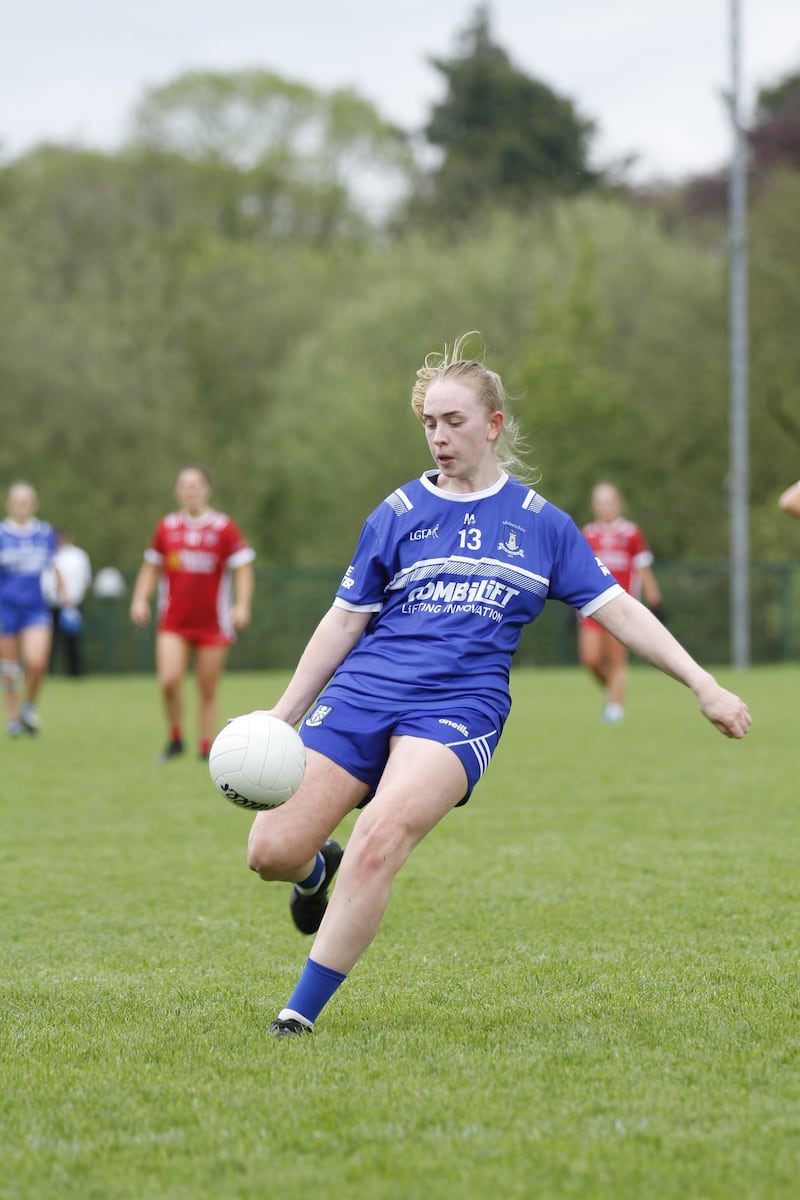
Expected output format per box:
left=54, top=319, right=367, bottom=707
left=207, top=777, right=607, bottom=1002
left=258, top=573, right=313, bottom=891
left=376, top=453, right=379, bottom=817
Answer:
left=209, top=712, right=306, bottom=810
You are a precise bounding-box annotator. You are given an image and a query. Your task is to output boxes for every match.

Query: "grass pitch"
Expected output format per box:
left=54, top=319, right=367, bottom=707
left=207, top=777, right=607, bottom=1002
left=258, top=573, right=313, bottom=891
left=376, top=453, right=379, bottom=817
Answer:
left=2, top=665, right=798, bottom=1199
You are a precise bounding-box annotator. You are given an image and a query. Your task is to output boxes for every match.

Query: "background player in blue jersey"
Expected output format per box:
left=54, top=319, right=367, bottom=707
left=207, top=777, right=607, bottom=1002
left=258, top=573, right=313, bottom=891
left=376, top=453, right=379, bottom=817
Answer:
left=246, top=333, right=752, bottom=1037
left=0, top=481, right=67, bottom=735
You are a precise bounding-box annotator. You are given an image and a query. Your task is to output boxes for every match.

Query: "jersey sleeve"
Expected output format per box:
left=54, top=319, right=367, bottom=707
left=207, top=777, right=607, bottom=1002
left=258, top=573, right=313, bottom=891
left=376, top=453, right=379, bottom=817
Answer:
left=630, top=524, right=654, bottom=569
left=333, top=519, right=388, bottom=613
left=221, top=517, right=255, bottom=566
left=144, top=521, right=165, bottom=565
left=548, top=517, right=623, bottom=613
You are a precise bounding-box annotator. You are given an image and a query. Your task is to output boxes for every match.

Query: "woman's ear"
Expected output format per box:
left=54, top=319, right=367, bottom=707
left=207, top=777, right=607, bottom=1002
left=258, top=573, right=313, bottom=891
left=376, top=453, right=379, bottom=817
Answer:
left=487, top=410, right=504, bottom=441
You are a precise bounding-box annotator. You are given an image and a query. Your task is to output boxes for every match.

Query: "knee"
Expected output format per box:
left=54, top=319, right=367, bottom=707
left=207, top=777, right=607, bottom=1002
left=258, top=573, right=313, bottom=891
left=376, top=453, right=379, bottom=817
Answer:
left=26, top=653, right=48, bottom=677
left=246, top=827, right=281, bottom=878
left=348, top=813, right=410, bottom=878
left=1, top=659, right=20, bottom=693
left=247, top=822, right=310, bottom=880
left=579, top=644, right=599, bottom=670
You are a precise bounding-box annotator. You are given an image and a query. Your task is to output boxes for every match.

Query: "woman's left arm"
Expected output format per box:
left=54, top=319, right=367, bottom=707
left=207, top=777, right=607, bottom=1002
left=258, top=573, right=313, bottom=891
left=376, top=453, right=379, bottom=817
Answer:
left=593, top=592, right=751, bottom=739
left=232, top=562, right=255, bottom=630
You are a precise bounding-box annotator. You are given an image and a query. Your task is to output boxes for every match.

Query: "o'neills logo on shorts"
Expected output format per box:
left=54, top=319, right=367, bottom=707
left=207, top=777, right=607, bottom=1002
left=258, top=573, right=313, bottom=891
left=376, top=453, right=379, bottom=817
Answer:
left=305, top=704, right=332, bottom=728
left=439, top=718, right=469, bottom=737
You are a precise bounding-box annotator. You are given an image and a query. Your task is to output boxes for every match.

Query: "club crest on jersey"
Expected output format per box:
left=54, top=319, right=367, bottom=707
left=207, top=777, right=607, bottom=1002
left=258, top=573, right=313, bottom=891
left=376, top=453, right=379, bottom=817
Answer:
left=497, top=522, right=525, bottom=558
left=305, top=704, right=332, bottom=728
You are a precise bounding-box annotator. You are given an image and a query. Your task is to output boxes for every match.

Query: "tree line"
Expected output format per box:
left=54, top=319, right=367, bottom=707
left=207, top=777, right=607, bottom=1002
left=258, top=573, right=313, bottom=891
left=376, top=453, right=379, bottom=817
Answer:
left=1, top=6, right=799, bottom=576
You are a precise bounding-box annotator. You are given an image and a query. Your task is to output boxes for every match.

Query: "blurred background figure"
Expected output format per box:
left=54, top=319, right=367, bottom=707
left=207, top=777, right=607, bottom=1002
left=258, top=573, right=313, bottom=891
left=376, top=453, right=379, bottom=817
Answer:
left=129, top=464, right=255, bottom=762
left=778, top=480, right=800, bottom=517
left=41, top=530, right=92, bottom=677
left=92, top=567, right=126, bottom=600
left=579, top=482, right=664, bottom=723
left=0, top=481, right=66, bottom=735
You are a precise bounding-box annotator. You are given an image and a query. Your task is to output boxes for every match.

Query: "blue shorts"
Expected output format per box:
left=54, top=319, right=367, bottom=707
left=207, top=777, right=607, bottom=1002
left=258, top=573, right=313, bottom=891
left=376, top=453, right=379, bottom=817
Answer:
left=300, top=695, right=502, bottom=806
left=0, top=602, right=52, bottom=636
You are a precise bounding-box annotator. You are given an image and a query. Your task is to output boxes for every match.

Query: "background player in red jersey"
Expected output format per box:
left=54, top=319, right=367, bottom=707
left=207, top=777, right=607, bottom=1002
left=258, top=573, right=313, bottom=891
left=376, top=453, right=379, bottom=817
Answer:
left=579, top=481, right=664, bottom=723
left=130, top=465, right=255, bottom=760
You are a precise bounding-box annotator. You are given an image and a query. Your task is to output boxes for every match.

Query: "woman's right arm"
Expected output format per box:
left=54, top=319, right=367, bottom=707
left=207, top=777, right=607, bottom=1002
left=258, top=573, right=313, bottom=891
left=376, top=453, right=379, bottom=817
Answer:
left=129, top=561, right=159, bottom=626
left=270, top=604, right=373, bottom=727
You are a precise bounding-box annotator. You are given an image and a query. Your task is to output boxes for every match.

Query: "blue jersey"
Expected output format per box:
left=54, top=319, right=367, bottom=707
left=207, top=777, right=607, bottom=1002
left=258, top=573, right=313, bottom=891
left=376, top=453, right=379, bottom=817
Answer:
left=0, top=518, right=57, bottom=610
left=327, top=471, right=622, bottom=724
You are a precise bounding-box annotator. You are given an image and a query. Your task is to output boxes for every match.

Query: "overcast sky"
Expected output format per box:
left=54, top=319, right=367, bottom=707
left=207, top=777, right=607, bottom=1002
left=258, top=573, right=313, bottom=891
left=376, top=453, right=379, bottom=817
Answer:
left=2, top=1, right=799, bottom=180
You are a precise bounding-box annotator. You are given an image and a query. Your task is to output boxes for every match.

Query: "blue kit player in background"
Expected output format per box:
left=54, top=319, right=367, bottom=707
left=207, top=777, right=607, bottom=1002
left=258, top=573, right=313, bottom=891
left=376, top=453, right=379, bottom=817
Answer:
left=0, top=481, right=68, bottom=736
left=246, top=333, right=752, bottom=1037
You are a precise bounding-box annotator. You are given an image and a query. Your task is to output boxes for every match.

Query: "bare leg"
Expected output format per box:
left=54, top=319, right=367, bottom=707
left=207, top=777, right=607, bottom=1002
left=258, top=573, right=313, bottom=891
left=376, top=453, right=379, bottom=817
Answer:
left=194, top=644, right=228, bottom=746
left=579, top=624, right=609, bottom=689
left=248, top=748, right=368, bottom=882
left=155, top=632, right=191, bottom=736
left=310, top=736, right=468, bottom=975
left=604, top=635, right=629, bottom=707
left=1, top=633, right=21, bottom=725
left=19, top=625, right=52, bottom=706
left=581, top=624, right=629, bottom=718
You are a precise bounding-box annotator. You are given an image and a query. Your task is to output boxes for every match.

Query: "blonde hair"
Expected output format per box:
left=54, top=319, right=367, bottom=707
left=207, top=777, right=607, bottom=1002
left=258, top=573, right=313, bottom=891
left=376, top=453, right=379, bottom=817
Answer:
left=411, top=332, right=538, bottom=485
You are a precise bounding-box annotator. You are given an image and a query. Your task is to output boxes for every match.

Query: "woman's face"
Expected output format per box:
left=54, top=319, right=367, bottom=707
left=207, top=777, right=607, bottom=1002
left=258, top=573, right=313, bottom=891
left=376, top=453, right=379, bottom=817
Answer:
left=175, top=469, right=211, bottom=516
left=7, top=484, right=37, bottom=523
left=591, top=484, right=623, bottom=522
left=422, top=379, right=503, bottom=490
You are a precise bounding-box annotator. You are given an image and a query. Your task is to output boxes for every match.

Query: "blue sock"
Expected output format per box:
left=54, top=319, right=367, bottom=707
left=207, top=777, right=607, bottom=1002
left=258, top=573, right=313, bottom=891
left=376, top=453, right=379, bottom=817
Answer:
left=279, top=957, right=347, bottom=1027
left=294, top=852, right=325, bottom=895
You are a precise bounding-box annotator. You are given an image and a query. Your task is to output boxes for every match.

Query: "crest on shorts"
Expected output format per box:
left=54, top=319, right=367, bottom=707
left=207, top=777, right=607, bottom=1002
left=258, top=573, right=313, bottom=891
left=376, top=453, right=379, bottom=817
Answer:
left=305, top=704, right=332, bottom=728
left=498, top=522, right=525, bottom=558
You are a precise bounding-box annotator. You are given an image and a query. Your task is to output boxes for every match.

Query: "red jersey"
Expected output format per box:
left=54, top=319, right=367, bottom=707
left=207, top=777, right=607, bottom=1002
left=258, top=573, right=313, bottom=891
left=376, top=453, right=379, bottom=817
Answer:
left=581, top=518, right=653, bottom=597
left=144, top=509, right=255, bottom=642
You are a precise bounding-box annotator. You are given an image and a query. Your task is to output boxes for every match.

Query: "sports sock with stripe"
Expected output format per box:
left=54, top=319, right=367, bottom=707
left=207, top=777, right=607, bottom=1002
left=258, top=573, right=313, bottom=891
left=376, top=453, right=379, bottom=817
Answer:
left=278, top=957, right=347, bottom=1027
left=294, top=851, right=326, bottom=895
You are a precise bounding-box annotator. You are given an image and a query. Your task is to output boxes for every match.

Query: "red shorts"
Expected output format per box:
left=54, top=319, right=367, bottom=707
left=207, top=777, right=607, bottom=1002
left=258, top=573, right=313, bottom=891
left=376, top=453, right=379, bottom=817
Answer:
left=158, top=623, right=234, bottom=648
left=578, top=615, right=605, bottom=634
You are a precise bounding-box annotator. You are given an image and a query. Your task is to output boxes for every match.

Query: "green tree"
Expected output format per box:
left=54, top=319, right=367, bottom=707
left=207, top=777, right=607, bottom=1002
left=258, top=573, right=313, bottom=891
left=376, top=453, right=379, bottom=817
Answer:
left=750, top=68, right=800, bottom=176
left=0, top=142, right=365, bottom=568
left=255, top=198, right=737, bottom=569
left=131, top=70, right=416, bottom=235
left=747, top=168, right=800, bottom=558
left=3, top=56, right=800, bottom=591
left=415, top=5, right=597, bottom=223
left=755, top=69, right=800, bottom=120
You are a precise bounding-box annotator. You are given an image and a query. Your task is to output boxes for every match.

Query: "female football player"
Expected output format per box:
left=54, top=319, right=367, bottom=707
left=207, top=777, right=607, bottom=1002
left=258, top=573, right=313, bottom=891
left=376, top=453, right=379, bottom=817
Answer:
left=129, top=465, right=255, bottom=761
left=246, top=334, right=751, bottom=1036
left=0, top=481, right=66, bottom=735
left=579, top=481, right=664, bottom=723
